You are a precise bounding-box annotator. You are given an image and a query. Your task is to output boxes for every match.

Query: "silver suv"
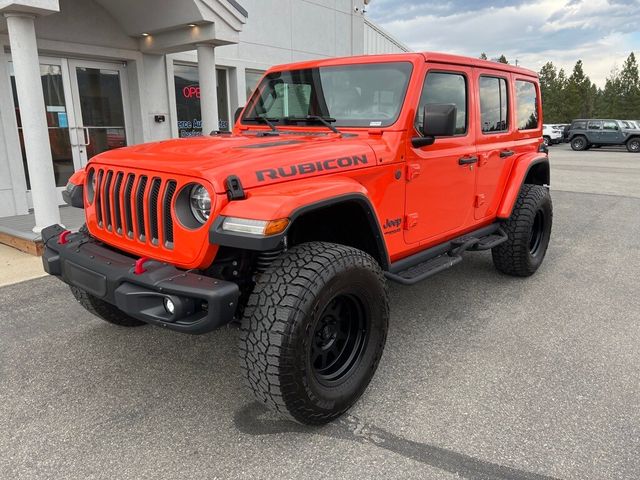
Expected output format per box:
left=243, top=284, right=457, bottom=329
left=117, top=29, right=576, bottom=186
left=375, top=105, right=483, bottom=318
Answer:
left=569, top=119, right=640, bottom=153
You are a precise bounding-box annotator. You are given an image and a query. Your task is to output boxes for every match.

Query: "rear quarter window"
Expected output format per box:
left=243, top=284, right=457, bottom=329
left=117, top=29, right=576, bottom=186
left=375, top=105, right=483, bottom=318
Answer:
left=515, top=80, right=539, bottom=130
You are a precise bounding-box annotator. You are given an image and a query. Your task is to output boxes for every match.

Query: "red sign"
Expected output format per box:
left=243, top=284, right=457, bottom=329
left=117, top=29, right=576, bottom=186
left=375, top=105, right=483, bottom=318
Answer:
left=182, top=85, right=200, bottom=99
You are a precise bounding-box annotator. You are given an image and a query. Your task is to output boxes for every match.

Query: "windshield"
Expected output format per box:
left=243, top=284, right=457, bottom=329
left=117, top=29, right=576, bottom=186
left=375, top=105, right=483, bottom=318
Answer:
left=242, top=62, right=413, bottom=128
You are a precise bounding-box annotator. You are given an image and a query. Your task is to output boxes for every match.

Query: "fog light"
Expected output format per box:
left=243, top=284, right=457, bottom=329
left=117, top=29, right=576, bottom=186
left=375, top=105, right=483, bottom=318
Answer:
left=164, top=297, right=176, bottom=315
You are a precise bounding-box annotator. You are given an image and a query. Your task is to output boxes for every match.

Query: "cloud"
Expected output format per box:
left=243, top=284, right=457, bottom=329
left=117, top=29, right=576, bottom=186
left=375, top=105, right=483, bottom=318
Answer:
left=367, top=0, right=640, bottom=86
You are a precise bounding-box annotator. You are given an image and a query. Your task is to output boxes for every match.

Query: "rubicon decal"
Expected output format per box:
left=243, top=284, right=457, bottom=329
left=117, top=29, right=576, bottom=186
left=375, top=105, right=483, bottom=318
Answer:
left=256, top=154, right=369, bottom=182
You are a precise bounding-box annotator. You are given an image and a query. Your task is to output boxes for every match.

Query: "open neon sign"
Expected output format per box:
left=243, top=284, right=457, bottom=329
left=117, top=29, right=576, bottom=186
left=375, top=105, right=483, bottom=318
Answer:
left=182, top=85, right=200, bottom=99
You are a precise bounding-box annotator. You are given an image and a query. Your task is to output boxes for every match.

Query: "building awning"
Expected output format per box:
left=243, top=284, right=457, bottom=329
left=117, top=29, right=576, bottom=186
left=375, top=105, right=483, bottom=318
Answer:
left=0, top=0, right=247, bottom=53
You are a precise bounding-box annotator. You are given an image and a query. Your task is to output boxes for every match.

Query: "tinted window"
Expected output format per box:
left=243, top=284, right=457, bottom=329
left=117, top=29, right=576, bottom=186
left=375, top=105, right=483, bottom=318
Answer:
left=243, top=62, right=413, bottom=127
left=415, top=72, right=467, bottom=135
left=572, top=121, right=587, bottom=130
left=515, top=80, right=538, bottom=130
left=479, top=76, right=509, bottom=133
left=587, top=121, right=602, bottom=130
left=603, top=121, right=618, bottom=131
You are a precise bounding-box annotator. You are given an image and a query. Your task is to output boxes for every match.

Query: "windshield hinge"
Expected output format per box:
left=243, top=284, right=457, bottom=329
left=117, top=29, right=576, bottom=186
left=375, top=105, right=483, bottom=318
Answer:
left=225, top=175, right=246, bottom=201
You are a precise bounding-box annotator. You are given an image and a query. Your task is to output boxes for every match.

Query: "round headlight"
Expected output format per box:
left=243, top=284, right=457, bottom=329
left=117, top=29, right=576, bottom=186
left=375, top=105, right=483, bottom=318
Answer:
left=189, top=184, right=211, bottom=224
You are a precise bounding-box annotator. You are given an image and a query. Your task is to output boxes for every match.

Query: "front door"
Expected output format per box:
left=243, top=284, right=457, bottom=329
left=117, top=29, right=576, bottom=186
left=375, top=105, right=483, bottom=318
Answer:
left=67, top=60, right=131, bottom=166
left=404, top=66, right=476, bottom=245
left=600, top=120, right=624, bottom=144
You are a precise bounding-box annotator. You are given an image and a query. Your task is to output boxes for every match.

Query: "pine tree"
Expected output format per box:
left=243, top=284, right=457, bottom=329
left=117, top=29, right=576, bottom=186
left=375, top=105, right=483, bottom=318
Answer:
left=479, top=52, right=488, bottom=60
left=497, top=55, right=509, bottom=64
left=618, top=52, right=640, bottom=119
left=564, top=60, right=595, bottom=120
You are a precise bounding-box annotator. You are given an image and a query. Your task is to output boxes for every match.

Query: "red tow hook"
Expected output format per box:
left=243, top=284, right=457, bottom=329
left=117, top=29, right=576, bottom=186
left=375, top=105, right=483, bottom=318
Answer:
left=134, top=257, right=151, bottom=275
left=58, top=230, right=71, bottom=245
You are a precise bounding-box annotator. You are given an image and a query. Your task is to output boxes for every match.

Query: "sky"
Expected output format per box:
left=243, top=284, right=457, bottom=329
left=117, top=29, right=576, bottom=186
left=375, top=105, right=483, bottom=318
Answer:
left=367, top=0, right=640, bottom=87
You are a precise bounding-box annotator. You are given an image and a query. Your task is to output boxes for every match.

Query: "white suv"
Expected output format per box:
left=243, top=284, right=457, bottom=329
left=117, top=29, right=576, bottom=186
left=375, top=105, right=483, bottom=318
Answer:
left=543, top=124, right=563, bottom=146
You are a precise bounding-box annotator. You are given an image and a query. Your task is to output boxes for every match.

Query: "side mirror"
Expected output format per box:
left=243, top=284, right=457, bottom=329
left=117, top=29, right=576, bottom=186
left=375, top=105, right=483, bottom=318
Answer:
left=234, top=106, right=244, bottom=123
left=412, top=103, right=457, bottom=148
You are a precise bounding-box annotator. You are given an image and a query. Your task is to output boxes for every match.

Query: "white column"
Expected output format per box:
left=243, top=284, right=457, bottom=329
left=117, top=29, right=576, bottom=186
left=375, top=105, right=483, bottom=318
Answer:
left=5, top=13, right=60, bottom=232
left=197, top=44, right=218, bottom=135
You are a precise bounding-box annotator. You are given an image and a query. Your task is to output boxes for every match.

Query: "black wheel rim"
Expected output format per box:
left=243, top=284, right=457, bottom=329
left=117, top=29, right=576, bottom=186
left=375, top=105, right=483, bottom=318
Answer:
left=311, top=294, right=367, bottom=386
left=573, top=138, right=584, bottom=149
left=529, top=210, right=545, bottom=255
left=631, top=140, right=640, bottom=151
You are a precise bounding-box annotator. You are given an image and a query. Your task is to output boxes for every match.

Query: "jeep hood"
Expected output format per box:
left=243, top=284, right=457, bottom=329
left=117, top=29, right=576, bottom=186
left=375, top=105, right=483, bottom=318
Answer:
left=89, top=132, right=379, bottom=193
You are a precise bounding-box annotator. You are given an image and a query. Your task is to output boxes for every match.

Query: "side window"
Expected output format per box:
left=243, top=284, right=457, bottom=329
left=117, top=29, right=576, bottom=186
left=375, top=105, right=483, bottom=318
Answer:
left=587, top=121, right=602, bottom=130
left=479, top=76, right=509, bottom=133
left=515, top=80, right=539, bottom=130
left=572, top=121, right=587, bottom=130
left=415, top=71, right=467, bottom=135
left=603, top=121, right=618, bottom=131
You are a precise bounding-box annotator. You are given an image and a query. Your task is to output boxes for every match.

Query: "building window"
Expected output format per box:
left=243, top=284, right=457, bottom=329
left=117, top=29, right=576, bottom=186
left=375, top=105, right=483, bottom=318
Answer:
left=415, top=71, right=467, bottom=135
left=245, top=69, right=265, bottom=101
left=479, top=76, right=509, bottom=133
left=173, top=64, right=230, bottom=137
left=515, top=80, right=539, bottom=130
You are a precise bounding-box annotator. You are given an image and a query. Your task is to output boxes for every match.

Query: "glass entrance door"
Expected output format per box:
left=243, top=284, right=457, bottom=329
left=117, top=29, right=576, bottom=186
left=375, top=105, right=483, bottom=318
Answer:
left=67, top=60, right=130, bottom=165
left=8, top=57, right=130, bottom=207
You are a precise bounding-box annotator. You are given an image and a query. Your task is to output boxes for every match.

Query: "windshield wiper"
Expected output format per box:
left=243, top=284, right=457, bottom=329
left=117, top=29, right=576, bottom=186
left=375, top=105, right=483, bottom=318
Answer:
left=244, top=114, right=280, bottom=134
left=286, top=115, right=341, bottom=135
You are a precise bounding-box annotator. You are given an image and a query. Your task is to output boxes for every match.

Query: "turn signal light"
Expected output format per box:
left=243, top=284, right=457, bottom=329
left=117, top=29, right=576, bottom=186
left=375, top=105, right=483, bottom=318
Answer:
left=264, top=218, right=290, bottom=236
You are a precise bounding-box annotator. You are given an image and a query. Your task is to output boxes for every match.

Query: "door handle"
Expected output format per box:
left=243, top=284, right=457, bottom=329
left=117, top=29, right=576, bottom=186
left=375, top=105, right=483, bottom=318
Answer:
left=458, top=156, right=478, bottom=165
left=500, top=150, right=515, bottom=158
left=82, top=127, right=91, bottom=146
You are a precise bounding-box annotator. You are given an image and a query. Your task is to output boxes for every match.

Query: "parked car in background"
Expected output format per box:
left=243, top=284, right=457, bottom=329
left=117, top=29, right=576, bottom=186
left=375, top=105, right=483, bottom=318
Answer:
left=543, top=124, right=562, bottom=146
left=568, top=119, right=640, bottom=152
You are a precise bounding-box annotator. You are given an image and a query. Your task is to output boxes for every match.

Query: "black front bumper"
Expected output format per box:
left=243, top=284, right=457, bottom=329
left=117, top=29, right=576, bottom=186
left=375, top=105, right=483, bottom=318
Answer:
left=41, top=225, right=240, bottom=334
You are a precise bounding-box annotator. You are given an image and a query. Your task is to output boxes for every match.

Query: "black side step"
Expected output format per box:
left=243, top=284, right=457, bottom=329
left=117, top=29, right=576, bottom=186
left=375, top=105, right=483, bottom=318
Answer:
left=384, top=224, right=507, bottom=286
left=385, top=254, right=462, bottom=285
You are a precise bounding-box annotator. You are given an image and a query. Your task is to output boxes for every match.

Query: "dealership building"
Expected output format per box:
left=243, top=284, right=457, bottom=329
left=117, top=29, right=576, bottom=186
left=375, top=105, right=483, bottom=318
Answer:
left=0, top=0, right=407, bottom=231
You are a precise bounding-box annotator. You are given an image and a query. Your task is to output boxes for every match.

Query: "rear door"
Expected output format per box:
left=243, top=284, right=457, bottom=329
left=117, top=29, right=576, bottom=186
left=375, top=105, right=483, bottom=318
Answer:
left=404, top=65, right=476, bottom=244
left=587, top=120, right=603, bottom=143
left=472, top=69, right=516, bottom=220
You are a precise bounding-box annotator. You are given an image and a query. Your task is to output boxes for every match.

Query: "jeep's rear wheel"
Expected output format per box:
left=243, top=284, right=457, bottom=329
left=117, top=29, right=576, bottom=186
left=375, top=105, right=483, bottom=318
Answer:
left=627, top=138, right=640, bottom=153
left=571, top=136, right=587, bottom=151
left=70, top=286, right=146, bottom=327
left=239, top=242, right=388, bottom=425
left=492, top=184, right=552, bottom=277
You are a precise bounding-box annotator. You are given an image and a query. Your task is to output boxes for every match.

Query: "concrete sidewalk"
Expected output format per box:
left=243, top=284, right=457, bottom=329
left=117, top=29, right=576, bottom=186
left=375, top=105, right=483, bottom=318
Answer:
left=0, top=244, right=46, bottom=287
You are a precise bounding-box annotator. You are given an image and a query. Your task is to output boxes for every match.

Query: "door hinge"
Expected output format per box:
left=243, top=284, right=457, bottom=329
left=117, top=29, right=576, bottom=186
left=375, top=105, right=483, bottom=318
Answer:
left=406, top=163, right=421, bottom=181
left=475, top=194, right=486, bottom=207
left=405, top=213, right=419, bottom=230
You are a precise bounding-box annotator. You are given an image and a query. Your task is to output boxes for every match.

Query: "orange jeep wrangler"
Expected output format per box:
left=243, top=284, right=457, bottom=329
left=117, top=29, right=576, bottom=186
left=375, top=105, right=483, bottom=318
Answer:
left=43, top=52, right=551, bottom=425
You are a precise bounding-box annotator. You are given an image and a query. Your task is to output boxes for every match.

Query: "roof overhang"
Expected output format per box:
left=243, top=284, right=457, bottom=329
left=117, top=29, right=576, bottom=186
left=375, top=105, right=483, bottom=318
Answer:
left=95, top=0, right=246, bottom=53
left=0, top=0, right=59, bottom=17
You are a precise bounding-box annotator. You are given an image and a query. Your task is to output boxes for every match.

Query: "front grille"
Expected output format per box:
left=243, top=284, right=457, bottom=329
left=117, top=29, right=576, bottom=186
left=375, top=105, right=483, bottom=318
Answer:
left=91, top=168, right=176, bottom=250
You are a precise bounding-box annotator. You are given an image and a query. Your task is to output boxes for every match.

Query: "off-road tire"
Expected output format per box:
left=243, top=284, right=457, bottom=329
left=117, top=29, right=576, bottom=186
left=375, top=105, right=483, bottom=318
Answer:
left=492, top=184, right=552, bottom=277
left=571, top=136, right=587, bottom=151
left=239, top=242, right=389, bottom=425
left=70, top=286, right=146, bottom=327
left=627, top=137, right=640, bottom=153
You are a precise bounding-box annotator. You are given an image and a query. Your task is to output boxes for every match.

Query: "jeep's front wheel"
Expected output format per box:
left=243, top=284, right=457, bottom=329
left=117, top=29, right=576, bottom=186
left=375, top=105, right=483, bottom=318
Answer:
left=627, top=138, right=640, bottom=153
left=571, top=136, right=587, bottom=151
left=239, top=242, right=389, bottom=425
left=70, top=286, right=146, bottom=327
left=492, top=184, right=552, bottom=277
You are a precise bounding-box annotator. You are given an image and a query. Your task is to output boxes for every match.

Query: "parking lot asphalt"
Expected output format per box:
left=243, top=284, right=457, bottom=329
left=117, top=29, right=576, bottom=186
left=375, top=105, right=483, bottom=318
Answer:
left=1, top=144, right=639, bottom=479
